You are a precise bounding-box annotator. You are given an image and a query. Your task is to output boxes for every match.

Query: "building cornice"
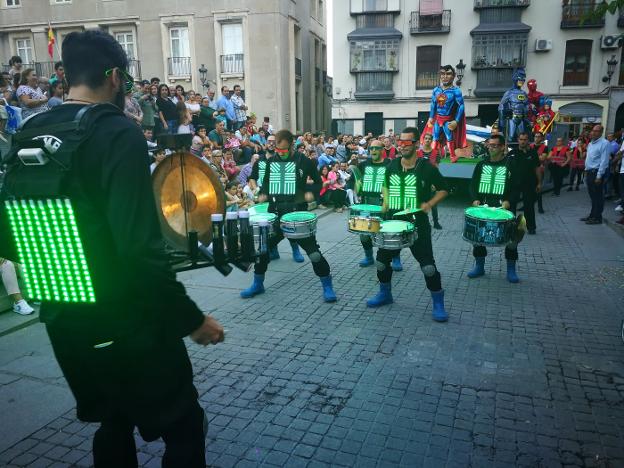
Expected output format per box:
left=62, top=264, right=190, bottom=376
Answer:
left=0, top=17, right=140, bottom=32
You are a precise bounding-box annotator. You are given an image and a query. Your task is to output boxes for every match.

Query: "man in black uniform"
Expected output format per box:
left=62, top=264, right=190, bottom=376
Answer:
left=466, top=133, right=522, bottom=283
left=0, top=31, right=224, bottom=466
left=366, top=127, right=449, bottom=322
left=508, top=132, right=541, bottom=235
left=240, top=129, right=337, bottom=302
left=249, top=133, right=305, bottom=263
left=355, top=139, right=402, bottom=270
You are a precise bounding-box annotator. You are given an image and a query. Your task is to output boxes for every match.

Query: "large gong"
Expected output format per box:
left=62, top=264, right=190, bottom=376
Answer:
left=152, top=152, right=225, bottom=252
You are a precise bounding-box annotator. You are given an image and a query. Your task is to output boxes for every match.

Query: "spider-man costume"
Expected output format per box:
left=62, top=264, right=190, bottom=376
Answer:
left=527, top=79, right=545, bottom=124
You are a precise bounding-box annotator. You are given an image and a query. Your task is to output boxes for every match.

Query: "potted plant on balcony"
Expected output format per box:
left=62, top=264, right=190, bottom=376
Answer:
left=351, top=51, right=361, bottom=72
left=388, top=50, right=397, bottom=71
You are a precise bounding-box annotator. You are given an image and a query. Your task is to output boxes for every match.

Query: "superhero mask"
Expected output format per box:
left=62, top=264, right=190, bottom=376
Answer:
left=527, top=79, right=537, bottom=92
left=512, top=68, right=526, bottom=89
left=275, top=147, right=290, bottom=160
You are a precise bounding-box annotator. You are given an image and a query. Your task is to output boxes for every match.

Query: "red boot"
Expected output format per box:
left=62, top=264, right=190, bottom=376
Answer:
left=447, top=141, right=458, bottom=163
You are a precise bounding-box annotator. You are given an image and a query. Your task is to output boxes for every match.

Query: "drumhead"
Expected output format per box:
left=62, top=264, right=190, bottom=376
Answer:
left=281, top=211, right=317, bottom=222
left=393, top=208, right=422, bottom=217
left=250, top=213, right=277, bottom=223
left=380, top=220, right=414, bottom=233
left=249, top=202, right=269, bottom=215
left=465, top=206, right=514, bottom=221
left=351, top=204, right=383, bottom=213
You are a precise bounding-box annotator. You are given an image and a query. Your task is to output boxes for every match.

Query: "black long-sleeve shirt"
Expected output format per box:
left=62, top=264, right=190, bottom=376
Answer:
left=470, top=157, right=512, bottom=207
left=24, top=104, right=204, bottom=341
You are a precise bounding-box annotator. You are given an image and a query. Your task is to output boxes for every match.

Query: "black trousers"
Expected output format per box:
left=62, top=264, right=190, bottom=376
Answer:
left=569, top=168, right=583, bottom=188
left=473, top=244, right=518, bottom=261
left=550, top=164, right=568, bottom=195
left=93, top=402, right=206, bottom=468
left=375, top=218, right=441, bottom=291
left=509, top=186, right=536, bottom=231
left=255, top=227, right=330, bottom=277
left=360, top=234, right=399, bottom=260
left=586, top=169, right=604, bottom=221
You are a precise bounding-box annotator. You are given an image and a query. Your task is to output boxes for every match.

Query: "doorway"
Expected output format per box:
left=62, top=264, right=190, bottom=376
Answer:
left=364, top=112, right=384, bottom=136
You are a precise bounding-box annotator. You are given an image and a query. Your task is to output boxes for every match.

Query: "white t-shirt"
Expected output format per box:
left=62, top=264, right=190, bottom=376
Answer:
left=186, top=102, right=200, bottom=114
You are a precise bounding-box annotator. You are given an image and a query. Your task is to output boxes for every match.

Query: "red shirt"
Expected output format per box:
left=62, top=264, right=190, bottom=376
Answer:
left=571, top=146, right=585, bottom=169
left=549, top=146, right=569, bottom=166
left=381, top=146, right=397, bottom=160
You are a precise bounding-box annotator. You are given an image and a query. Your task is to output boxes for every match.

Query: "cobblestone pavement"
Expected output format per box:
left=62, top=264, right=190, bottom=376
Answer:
left=1, top=189, right=623, bottom=467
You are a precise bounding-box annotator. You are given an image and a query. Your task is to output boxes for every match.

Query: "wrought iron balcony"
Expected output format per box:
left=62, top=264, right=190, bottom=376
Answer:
left=410, top=10, right=451, bottom=34
left=474, top=68, right=512, bottom=98
left=354, top=71, right=394, bottom=100
left=220, top=54, right=244, bottom=75
left=561, top=1, right=604, bottom=29
left=167, top=57, right=192, bottom=77
left=474, top=0, right=530, bottom=8
left=295, top=58, right=302, bottom=79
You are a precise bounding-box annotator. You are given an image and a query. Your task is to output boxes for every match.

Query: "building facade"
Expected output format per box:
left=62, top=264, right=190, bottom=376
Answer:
left=0, top=0, right=331, bottom=133
left=332, top=0, right=624, bottom=138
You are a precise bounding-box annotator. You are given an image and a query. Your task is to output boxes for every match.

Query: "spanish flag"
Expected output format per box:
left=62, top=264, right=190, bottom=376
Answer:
left=47, top=23, right=55, bottom=59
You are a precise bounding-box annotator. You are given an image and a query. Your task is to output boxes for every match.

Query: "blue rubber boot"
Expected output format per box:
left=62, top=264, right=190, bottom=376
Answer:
left=431, top=289, right=449, bottom=322
left=506, top=260, right=520, bottom=284
left=320, top=276, right=337, bottom=303
left=269, top=246, right=280, bottom=260
left=359, top=248, right=374, bottom=267
left=391, top=255, right=403, bottom=272
left=240, top=274, right=265, bottom=298
left=366, top=283, right=393, bottom=308
left=291, top=243, right=304, bottom=263
left=467, top=257, right=485, bottom=278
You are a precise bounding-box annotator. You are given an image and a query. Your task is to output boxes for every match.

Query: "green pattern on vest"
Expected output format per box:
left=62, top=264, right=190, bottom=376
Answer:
left=388, top=173, right=418, bottom=211
left=268, top=161, right=296, bottom=195
left=362, top=165, right=386, bottom=194
left=479, top=164, right=507, bottom=196
left=258, top=160, right=266, bottom=187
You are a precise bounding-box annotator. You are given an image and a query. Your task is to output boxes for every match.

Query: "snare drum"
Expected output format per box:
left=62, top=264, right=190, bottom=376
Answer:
left=372, top=220, right=416, bottom=250
left=248, top=202, right=269, bottom=216
left=250, top=213, right=278, bottom=244
left=462, top=206, right=515, bottom=246
left=280, top=211, right=318, bottom=239
left=348, top=204, right=383, bottom=234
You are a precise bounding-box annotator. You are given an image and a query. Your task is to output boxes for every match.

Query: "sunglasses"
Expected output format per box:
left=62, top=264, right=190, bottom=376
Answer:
left=275, top=148, right=289, bottom=154
left=105, top=67, right=134, bottom=93
left=397, top=140, right=417, bottom=147
left=369, top=146, right=383, bottom=150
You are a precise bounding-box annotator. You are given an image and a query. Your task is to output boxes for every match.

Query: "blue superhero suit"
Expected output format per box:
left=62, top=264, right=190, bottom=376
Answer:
left=498, top=68, right=532, bottom=144
left=427, top=85, right=466, bottom=162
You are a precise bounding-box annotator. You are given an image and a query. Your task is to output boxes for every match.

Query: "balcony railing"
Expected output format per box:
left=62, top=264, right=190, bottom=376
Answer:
left=220, top=54, right=244, bottom=75
left=295, top=58, right=302, bottom=79
left=474, top=0, right=530, bottom=8
left=416, top=71, right=439, bottom=90
left=410, top=10, right=451, bottom=34
left=474, top=68, right=512, bottom=97
left=167, top=57, right=191, bottom=77
left=34, top=61, right=55, bottom=79
left=355, top=71, right=394, bottom=99
left=561, top=1, right=604, bottom=29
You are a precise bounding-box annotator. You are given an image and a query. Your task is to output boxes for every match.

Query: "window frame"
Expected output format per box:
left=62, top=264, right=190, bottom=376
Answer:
left=14, top=37, right=33, bottom=64
left=563, top=39, right=592, bottom=87
left=472, top=33, right=528, bottom=69
left=114, top=31, right=136, bottom=60
left=50, top=0, right=72, bottom=4
left=416, top=45, right=442, bottom=90
left=4, top=0, right=21, bottom=8
left=350, top=39, right=400, bottom=73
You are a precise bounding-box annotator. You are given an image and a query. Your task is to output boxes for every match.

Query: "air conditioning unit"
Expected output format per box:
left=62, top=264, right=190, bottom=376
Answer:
left=535, top=39, right=553, bottom=52
left=601, top=35, right=621, bottom=50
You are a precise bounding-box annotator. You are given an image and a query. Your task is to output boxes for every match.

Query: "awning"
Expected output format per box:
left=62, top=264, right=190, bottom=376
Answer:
left=470, top=22, right=531, bottom=34
left=347, top=28, right=403, bottom=41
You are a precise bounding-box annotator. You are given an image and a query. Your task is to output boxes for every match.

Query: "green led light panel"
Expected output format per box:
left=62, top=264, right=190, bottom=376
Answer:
left=4, top=198, right=96, bottom=303
left=479, top=165, right=507, bottom=196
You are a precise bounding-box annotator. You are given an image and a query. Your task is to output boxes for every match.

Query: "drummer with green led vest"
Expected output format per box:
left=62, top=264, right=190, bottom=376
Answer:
left=248, top=134, right=304, bottom=263
left=466, top=133, right=520, bottom=283
left=355, top=139, right=402, bottom=270
left=241, top=129, right=337, bottom=302
left=366, top=127, right=450, bottom=323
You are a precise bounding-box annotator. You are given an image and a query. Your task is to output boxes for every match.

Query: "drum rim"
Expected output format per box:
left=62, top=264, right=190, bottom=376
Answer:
left=250, top=213, right=278, bottom=222
left=281, top=211, right=318, bottom=222
left=379, top=220, right=415, bottom=233
left=350, top=204, right=383, bottom=212
left=464, top=206, right=514, bottom=221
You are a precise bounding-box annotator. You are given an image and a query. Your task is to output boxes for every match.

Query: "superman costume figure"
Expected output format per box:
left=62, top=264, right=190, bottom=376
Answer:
left=422, top=64, right=467, bottom=163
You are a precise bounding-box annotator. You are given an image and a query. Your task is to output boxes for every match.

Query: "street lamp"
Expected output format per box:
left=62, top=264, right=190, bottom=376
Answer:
left=603, top=55, right=619, bottom=83
left=199, top=64, right=208, bottom=88
left=455, top=59, right=466, bottom=87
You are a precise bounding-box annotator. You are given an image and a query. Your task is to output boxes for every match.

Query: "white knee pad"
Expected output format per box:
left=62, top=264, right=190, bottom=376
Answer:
left=308, top=251, right=322, bottom=263
left=506, top=241, right=518, bottom=251
left=376, top=261, right=387, bottom=271
left=421, top=264, right=437, bottom=277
